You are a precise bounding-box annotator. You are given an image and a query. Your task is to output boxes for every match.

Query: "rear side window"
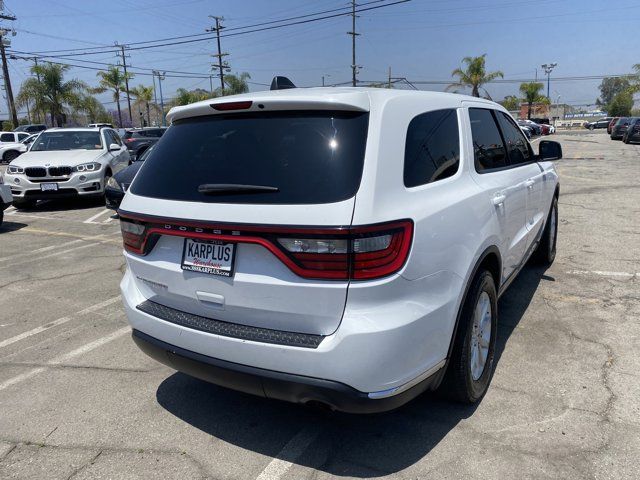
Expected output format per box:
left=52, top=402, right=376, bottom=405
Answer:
left=495, top=112, right=532, bottom=166
left=131, top=111, right=369, bottom=204
left=404, top=109, right=460, bottom=187
left=469, top=108, right=507, bottom=172
left=1, top=133, right=14, bottom=142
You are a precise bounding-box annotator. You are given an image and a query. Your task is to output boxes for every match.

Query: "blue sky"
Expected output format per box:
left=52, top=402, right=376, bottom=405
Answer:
left=2, top=0, right=639, bottom=116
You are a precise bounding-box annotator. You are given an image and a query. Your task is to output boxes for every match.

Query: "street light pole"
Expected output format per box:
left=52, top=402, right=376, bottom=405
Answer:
left=153, top=70, right=166, bottom=127
left=541, top=63, right=557, bottom=99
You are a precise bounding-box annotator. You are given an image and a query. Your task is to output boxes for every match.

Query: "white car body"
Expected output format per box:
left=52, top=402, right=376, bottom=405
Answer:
left=0, top=134, right=37, bottom=163
left=118, top=88, right=560, bottom=412
left=4, top=128, right=129, bottom=204
left=0, top=131, right=31, bottom=144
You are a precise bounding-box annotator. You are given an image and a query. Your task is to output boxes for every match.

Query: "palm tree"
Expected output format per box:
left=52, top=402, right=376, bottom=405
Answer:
left=16, top=63, right=86, bottom=126
left=130, top=85, right=154, bottom=127
left=223, top=72, right=251, bottom=95
left=71, top=94, right=110, bottom=124
left=172, top=88, right=209, bottom=107
left=93, top=66, right=133, bottom=127
left=447, top=54, right=503, bottom=98
left=519, top=82, right=545, bottom=119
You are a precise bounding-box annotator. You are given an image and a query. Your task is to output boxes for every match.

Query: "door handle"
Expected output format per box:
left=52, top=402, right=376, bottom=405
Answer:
left=492, top=193, right=506, bottom=206
left=524, top=179, right=535, bottom=189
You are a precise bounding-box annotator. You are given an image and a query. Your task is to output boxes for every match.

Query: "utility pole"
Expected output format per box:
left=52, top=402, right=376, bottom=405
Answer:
left=347, top=0, right=360, bottom=87
left=388, top=67, right=392, bottom=89
left=541, top=63, right=557, bottom=99
left=153, top=70, right=166, bottom=126
left=151, top=73, right=158, bottom=125
left=207, top=16, right=228, bottom=93
left=0, top=8, right=18, bottom=127
left=117, top=43, right=132, bottom=124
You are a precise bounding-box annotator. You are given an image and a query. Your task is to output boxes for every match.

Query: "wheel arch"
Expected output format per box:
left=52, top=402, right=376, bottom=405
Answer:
left=430, top=245, right=502, bottom=390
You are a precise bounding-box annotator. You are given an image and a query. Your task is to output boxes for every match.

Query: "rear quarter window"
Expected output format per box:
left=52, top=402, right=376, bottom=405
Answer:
left=130, top=111, right=369, bottom=205
left=404, top=109, right=460, bottom=187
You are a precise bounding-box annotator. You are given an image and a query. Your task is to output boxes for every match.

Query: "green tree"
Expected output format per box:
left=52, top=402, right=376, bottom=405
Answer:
left=500, top=95, right=520, bottom=111
left=16, top=63, right=86, bottom=126
left=222, top=72, right=251, bottom=95
left=608, top=90, right=634, bottom=116
left=172, top=88, right=210, bottom=107
left=596, top=77, right=631, bottom=109
left=519, top=82, right=545, bottom=119
left=447, top=54, right=503, bottom=98
left=70, top=94, right=110, bottom=124
left=131, top=85, right=154, bottom=127
left=630, top=64, right=640, bottom=94
left=93, top=66, right=133, bottom=127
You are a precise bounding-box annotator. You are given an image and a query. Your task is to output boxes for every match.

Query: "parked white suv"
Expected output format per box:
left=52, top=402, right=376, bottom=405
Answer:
left=4, top=127, right=129, bottom=209
left=119, top=87, right=561, bottom=413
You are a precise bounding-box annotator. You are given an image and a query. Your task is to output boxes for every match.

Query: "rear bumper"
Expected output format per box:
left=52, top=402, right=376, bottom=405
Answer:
left=132, top=328, right=440, bottom=413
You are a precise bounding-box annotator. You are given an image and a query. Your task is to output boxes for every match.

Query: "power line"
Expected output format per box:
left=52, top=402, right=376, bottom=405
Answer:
left=14, top=0, right=410, bottom=58
left=19, top=0, right=391, bottom=55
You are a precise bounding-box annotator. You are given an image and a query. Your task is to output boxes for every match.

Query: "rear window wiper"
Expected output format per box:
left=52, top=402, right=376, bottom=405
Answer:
left=197, top=183, right=280, bottom=195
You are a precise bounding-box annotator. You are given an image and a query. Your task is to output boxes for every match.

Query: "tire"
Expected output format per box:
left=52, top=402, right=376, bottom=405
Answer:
left=12, top=198, right=36, bottom=210
left=103, top=171, right=112, bottom=198
left=440, top=270, right=498, bottom=403
left=531, top=196, right=558, bottom=266
left=3, top=150, right=20, bottom=163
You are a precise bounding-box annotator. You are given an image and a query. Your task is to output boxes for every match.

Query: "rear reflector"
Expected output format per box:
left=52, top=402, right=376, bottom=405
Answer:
left=211, top=101, right=253, bottom=111
left=119, top=214, right=413, bottom=281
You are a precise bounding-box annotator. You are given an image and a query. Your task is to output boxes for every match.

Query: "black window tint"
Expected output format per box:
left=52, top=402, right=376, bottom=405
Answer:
left=404, top=109, right=460, bottom=187
left=110, top=130, right=123, bottom=145
left=469, top=108, right=508, bottom=172
left=496, top=112, right=532, bottom=166
left=131, top=111, right=369, bottom=205
left=1, top=133, right=14, bottom=142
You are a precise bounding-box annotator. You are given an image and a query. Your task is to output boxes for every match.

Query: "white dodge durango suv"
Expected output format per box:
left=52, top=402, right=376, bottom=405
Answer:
left=4, top=127, right=129, bottom=209
left=119, top=87, right=560, bottom=413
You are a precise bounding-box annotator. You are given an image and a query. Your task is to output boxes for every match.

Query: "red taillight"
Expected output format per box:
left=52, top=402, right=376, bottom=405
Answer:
left=124, top=138, right=135, bottom=143
left=120, top=220, right=147, bottom=254
left=211, top=101, right=253, bottom=111
left=118, top=214, right=413, bottom=281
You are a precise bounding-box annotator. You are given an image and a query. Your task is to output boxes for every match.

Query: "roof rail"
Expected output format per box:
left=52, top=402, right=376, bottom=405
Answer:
left=270, top=76, right=296, bottom=91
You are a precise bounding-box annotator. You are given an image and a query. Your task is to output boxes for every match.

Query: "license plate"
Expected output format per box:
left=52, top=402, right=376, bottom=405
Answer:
left=181, top=239, right=236, bottom=277
left=40, top=183, right=58, bottom=191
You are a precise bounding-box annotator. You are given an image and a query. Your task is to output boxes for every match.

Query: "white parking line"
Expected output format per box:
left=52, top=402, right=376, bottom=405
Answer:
left=0, top=296, right=121, bottom=350
left=0, top=237, right=86, bottom=262
left=256, top=425, right=321, bottom=480
left=0, top=234, right=119, bottom=268
left=567, top=270, right=638, bottom=278
left=83, top=209, right=112, bottom=224
left=0, top=326, right=130, bottom=392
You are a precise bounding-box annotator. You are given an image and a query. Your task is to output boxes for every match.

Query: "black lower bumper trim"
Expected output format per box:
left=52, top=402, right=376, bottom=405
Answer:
left=132, top=329, right=440, bottom=414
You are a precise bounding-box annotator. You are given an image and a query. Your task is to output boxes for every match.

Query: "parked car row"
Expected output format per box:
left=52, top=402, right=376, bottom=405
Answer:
left=584, top=117, right=613, bottom=130
left=609, top=117, right=640, bottom=143
left=517, top=119, right=555, bottom=138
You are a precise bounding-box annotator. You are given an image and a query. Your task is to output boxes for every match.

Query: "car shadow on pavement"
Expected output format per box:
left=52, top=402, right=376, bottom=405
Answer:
left=155, top=264, right=551, bottom=477
left=15, top=197, right=105, bottom=212
left=0, top=220, right=28, bottom=233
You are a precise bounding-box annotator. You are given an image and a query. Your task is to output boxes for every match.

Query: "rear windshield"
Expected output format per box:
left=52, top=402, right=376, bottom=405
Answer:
left=615, top=117, right=629, bottom=125
left=130, top=111, right=369, bottom=204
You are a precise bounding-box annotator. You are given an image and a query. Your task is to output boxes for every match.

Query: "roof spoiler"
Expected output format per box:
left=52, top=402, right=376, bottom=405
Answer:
left=270, top=76, right=296, bottom=91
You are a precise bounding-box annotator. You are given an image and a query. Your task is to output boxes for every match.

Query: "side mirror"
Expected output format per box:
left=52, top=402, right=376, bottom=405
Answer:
left=539, top=140, right=562, bottom=161
left=108, top=143, right=120, bottom=152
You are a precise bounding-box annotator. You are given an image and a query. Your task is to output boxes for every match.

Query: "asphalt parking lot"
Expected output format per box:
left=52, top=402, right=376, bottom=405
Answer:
left=0, top=130, right=638, bottom=480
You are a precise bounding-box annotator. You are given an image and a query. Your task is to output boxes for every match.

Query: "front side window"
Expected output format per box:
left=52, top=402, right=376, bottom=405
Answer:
left=31, top=131, right=103, bottom=151
left=495, top=112, right=532, bottom=166
left=404, top=109, right=460, bottom=187
left=131, top=111, right=369, bottom=205
left=17, top=133, right=29, bottom=141
left=469, top=108, right=508, bottom=172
